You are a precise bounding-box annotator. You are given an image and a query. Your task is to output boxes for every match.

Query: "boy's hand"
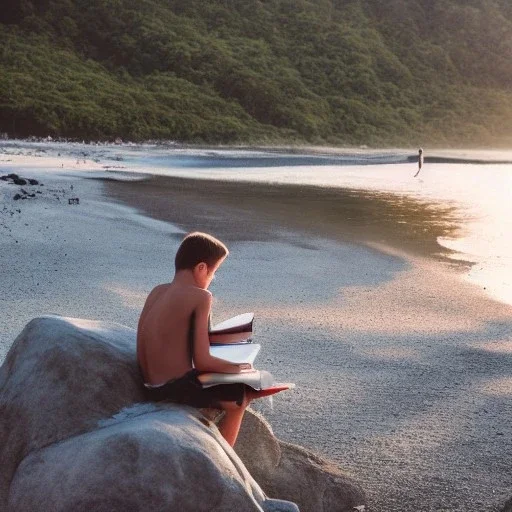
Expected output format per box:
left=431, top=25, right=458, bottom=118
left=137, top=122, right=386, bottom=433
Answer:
left=239, top=363, right=252, bottom=371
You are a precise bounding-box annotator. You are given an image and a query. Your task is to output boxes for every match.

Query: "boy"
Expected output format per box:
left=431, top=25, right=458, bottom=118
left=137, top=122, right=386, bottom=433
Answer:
left=138, top=232, right=269, bottom=446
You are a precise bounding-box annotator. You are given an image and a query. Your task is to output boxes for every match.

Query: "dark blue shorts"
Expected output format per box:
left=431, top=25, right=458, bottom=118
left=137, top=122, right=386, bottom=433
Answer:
left=144, top=369, right=245, bottom=408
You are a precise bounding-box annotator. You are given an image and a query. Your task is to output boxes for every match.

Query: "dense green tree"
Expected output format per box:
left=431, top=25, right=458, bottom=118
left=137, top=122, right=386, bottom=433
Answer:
left=0, top=0, right=511, bottom=145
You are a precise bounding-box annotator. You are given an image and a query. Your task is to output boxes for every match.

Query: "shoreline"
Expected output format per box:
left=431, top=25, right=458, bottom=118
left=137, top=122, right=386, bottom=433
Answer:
left=1, top=155, right=512, bottom=511
left=3, top=138, right=512, bottom=165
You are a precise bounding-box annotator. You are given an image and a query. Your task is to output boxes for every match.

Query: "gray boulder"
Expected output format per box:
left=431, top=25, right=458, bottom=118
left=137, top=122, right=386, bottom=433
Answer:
left=9, top=404, right=297, bottom=512
left=0, top=315, right=366, bottom=512
left=0, top=316, right=145, bottom=509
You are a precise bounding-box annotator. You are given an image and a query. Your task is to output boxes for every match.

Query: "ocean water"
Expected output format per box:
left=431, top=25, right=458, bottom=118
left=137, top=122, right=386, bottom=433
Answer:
left=2, top=141, right=512, bottom=305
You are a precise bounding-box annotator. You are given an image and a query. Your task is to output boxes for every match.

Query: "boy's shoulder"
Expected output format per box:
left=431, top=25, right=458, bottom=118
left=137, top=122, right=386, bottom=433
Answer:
left=174, top=285, right=212, bottom=312
left=151, top=283, right=170, bottom=292
left=186, top=285, right=212, bottom=303
left=166, top=283, right=212, bottom=302
left=146, top=283, right=170, bottom=299
left=143, top=284, right=211, bottom=314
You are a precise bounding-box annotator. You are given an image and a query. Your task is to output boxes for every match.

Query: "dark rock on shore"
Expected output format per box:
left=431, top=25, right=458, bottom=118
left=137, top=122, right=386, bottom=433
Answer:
left=0, top=173, right=27, bottom=185
left=1, top=174, right=42, bottom=187
left=1, top=174, right=43, bottom=201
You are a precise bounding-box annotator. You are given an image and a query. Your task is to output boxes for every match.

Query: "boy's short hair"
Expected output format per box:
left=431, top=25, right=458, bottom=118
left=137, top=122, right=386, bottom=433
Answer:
left=175, top=232, right=228, bottom=271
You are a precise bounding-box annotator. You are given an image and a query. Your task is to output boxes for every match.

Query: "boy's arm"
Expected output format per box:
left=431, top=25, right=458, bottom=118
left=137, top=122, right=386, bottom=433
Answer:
left=193, top=292, right=250, bottom=374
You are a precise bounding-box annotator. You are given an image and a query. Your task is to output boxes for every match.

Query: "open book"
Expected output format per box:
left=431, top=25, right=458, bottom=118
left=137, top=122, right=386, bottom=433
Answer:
left=204, top=313, right=294, bottom=394
left=209, top=312, right=254, bottom=344
left=210, top=343, right=261, bottom=365
left=198, top=369, right=292, bottom=393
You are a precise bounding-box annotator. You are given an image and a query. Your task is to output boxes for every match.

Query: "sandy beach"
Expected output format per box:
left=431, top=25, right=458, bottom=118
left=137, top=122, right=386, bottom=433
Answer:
left=1, top=146, right=511, bottom=511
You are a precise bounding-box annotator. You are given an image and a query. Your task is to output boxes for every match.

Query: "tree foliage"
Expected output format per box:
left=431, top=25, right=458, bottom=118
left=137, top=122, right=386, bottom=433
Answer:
left=1, top=0, right=512, bottom=145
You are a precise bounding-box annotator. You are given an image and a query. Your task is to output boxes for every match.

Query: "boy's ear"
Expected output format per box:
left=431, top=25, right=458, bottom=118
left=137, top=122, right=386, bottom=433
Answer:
left=195, top=262, right=207, bottom=273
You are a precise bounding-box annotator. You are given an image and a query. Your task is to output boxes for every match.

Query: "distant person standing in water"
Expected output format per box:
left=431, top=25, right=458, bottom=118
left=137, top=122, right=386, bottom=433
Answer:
left=414, top=148, right=424, bottom=177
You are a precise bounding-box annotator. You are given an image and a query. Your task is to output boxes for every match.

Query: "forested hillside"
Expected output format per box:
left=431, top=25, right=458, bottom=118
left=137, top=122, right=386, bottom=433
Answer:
left=1, top=0, right=512, bottom=146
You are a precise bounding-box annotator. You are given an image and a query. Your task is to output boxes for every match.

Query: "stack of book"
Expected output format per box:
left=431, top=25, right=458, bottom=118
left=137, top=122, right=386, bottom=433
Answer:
left=199, top=313, right=294, bottom=395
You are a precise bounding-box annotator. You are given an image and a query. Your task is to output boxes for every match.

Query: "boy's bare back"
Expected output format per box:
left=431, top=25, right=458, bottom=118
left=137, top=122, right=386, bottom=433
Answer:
left=137, top=283, right=211, bottom=386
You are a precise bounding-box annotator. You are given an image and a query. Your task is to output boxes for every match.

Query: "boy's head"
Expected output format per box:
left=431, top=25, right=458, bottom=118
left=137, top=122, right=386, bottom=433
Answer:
left=175, top=232, right=228, bottom=287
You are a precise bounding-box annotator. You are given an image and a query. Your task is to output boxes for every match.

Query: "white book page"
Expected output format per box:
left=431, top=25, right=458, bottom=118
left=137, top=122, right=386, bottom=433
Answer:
left=210, top=343, right=261, bottom=364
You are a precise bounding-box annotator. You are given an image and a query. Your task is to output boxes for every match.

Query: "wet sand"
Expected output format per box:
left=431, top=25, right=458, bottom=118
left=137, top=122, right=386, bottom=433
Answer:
left=102, top=174, right=463, bottom=264
left=1, top=159, right=511, bottom=511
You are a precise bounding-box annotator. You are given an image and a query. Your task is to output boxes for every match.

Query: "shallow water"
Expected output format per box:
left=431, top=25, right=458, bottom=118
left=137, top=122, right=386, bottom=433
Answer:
left=2, top=141, right=512, bottom=305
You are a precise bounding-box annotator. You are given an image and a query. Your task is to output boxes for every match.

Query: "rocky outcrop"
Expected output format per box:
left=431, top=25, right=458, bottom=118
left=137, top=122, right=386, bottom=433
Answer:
left=0, top=316, right=366, bottom=512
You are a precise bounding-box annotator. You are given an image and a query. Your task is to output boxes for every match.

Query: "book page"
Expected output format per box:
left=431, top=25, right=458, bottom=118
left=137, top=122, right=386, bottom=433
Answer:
left=209, top=343, right=261, bottom=364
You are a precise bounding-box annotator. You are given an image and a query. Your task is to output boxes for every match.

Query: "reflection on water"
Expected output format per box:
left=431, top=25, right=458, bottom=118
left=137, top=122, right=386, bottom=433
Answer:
left=103, top=176, right=462, bottom=265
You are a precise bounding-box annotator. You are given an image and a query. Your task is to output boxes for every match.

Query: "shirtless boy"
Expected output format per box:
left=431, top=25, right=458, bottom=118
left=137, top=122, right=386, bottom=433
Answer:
left=138, top=231, right=267, bottom=446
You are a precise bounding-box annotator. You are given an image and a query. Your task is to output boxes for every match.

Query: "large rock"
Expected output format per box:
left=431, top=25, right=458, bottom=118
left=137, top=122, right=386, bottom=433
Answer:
left=0, top=316, right=145, bottom=509
left=9, top=404, right=298, bottom=512
left=0, top=316, right=366, bottom=511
